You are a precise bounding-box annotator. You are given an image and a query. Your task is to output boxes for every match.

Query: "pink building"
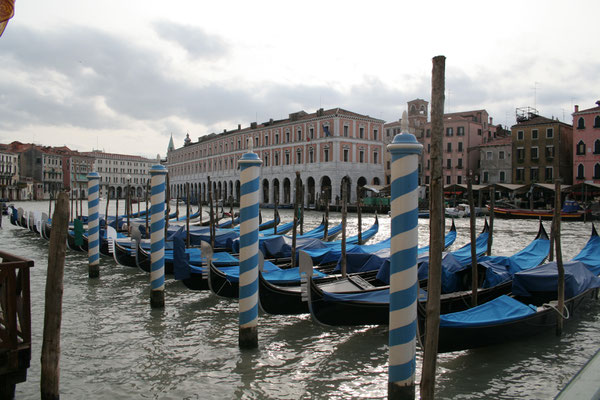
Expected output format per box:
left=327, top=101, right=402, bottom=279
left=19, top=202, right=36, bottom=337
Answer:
left=572, top=101, right=600, bottom=183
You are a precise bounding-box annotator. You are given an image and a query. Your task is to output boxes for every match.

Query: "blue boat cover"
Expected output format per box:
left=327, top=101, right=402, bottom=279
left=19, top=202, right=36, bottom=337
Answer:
left=573, top=229, right=600, bottom=274
left=259, top=220, right=295, bottom=236
left=512, top=261, right=600, bottom=299
left=322, top=287, right=389, bottom=304
left=439, top=295, right=537, bottom=328
left=216, top=261, right=326, bottom=284
left=477, top=235, right=550, bottom=288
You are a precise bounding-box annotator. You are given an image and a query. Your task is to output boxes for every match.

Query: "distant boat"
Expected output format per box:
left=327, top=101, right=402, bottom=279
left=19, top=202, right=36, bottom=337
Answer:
left=489, top=200, right=590, bottom=221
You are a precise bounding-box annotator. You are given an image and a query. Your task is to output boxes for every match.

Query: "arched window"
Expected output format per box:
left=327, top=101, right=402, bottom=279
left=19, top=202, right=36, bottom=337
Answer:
left=595, top=163, right=600, bottom=179
left=595, top=140, right=600, bottom=154
left=595, top=115, right=600, bottom=128
left=577, top=117, right=585, bottom=129
left=577, top=164, right=585, bottom=179
left=577, top=140, right=586, bottom=155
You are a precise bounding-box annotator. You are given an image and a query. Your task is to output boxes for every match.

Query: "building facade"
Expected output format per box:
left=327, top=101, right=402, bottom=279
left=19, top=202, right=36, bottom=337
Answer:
left=167, top=108, right=386, bottom=206
left=479, top=136, right=512, bottom=185
left=84, top=151, right=155, bottom=199
left=572, top=101, right=600, bottom=184
left=511, top=110, right=573, bottom=185
left=0, top=150, right=20, bottom=200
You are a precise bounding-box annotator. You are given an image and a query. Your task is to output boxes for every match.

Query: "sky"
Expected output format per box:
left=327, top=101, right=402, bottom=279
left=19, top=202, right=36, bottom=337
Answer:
left=0, top=0, right=599, bottom=159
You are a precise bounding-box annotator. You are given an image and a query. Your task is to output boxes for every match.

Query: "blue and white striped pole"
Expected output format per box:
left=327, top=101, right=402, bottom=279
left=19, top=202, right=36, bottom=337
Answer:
left=87, top=172, right=100, bottom=278
left=150, top=165, right=168, bottom=308
left=238, top=140, right=262, bottom=348
left=387, top=113, right=422, bottom=399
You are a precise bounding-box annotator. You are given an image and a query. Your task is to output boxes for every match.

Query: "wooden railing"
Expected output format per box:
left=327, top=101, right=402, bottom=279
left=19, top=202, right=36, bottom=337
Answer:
left=0, top=250, right=33, bottom=381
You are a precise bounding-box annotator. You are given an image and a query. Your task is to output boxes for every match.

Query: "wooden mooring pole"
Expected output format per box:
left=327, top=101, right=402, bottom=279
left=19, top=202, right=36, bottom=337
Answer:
left=237, top=142, right=262, bottom=349
left=554, top=179, right=565, bottom=335
left=208, top=176, right=215, bottom=249
left=487, top=186, right=494, bottom=256
left=291, top=172, right=301, bottom=269
left=41, top=191, right=69, bottom=400
left=467, top=174, right=478, bottom=307
left=341, top=180, right=348, bottom=278
left=420, top=55, right=446, bottom=400
left=357, top=185, right=363, bottom=245
left=387, top=111, right=423, bottom=399
left=186, top=182, right=191, bottom=247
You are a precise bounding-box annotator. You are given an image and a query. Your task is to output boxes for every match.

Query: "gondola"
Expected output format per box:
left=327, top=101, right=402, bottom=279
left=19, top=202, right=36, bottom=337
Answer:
left=258, top=222, right=457, bottom=316
left=416, top=220, right=550, bottom=315
left=419, top=224, right=600, bottom=353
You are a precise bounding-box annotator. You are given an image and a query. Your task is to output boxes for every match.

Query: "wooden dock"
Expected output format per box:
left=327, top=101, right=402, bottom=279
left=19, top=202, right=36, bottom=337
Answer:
left=0, top=250, right=33, bottom=399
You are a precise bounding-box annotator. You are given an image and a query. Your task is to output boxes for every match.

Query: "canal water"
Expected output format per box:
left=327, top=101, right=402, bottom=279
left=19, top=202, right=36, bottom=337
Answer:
left=2, top=200, right=599, bottom=399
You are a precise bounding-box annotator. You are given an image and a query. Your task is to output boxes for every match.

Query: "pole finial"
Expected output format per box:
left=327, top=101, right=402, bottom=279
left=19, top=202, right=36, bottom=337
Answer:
left=401, top=110, right=409, bottom=134
left=248, top=137, right=254, bottom=153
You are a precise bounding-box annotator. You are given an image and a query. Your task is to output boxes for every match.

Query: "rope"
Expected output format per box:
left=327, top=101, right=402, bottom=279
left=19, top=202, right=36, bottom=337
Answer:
left=544, top=302, right=570, bottom=320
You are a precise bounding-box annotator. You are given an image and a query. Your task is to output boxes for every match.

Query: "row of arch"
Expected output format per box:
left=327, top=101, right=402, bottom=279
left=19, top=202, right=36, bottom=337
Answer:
left=170, top=175, right=381, bottom=206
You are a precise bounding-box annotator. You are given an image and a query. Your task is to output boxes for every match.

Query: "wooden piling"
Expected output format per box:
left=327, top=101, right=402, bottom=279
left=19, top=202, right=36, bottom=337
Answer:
left=230, top=196, right=234, bottom=227
left=186, top=182, right=190, bottom=247
left=208, top=176, right=215, bottom=249
left=41, top=191, right=69, bottom=400
left=104, top=185, right=110, bottom=229
left=420, top=55, right=446, bottom=400
left=340, top=180, right=348, bottom=278
left=467, top=174, right=478, bottom=307
left=300, top=185, right=304, bottom=236
left=273, top=194, right=279, bottom=235
left=145, top=180, right=149, bottom=239
left=554, top=179, right=564, bottom=335
left=126, top=183, right=131, bottom=235
left=487, top=186, right=494, bottom=256
left=164, top=174, right=171, bottom=238
left=291, top=172, right=301, bottom=269
left=115, top=190, right=119, bottom=232
left=323, top=192, right=329, bottom=240
left=357, top=185, right=363, bottom=245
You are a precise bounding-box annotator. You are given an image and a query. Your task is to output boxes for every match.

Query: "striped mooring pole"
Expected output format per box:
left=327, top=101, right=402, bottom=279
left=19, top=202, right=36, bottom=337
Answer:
left=150, top=164, right=168, bottom=308
left=238, top=141, right=263, bottom=348
left=87, top=172, right=100, bottom=278
left=387, top=116, right=423, bottom=399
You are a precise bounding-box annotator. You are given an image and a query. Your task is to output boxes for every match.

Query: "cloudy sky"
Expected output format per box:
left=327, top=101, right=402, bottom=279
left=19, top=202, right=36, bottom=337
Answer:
left=1, top=0, right=598, bottom=159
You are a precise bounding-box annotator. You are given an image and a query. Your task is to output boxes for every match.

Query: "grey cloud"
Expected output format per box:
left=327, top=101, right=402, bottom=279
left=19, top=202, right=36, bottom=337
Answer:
left=152, top=21, right=229, bottom=59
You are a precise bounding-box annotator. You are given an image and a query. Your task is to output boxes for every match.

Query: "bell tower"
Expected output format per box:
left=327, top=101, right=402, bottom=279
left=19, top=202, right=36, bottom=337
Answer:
left=407, top=99, right=428, bottom=138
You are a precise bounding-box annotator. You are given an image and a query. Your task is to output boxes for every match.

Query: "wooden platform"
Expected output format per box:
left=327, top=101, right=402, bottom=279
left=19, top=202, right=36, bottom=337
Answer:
left=0, top=250, right=33, bottom=398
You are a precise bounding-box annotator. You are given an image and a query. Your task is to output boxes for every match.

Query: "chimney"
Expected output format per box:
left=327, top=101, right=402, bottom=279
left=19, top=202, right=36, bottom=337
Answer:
left=574, top=105, right=579, bottom=113
left=596, top=100, right=600, bottom=107
left=250, top=122, right=257, bottom=129
left=238, top=124, right=241, bottom=130
left=489, top=117, right=493, bottom=125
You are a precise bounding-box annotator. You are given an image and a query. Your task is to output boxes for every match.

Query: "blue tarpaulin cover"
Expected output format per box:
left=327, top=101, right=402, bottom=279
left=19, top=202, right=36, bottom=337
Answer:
left=439, top=295, right=537, bottom=328
left=573, top=229, right=600, bottom=275
left=512, top=261, right=600, bottom=299
left=322, top=288, right=389, bottom=304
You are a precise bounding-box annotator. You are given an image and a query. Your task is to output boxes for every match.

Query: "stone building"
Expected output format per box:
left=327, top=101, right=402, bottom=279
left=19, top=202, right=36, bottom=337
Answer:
left=167, top=108, right=385, bottom=206
left=511, top=108, right=573, bottom=185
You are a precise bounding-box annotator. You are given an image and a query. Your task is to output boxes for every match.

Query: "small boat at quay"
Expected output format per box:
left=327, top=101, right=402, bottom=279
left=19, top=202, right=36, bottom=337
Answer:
left=489, top=199, right=591, bottom=221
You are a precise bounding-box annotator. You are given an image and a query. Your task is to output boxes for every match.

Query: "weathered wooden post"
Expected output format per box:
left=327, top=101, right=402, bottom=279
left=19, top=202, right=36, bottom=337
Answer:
left=104, top=185, right=110, bottom=228
left=115, top=189, right=119, bottom=232
left=145, top=179, right=149, bottom=239
left=341, top=180, right=348, bottom=278
left=198, top=187, right=203, bottom=226
left=467, top=173, right=478, bottom=306
left=273, top=192, right=279, bottom=235
left=300, top=185, right=305, bottom=236
left=126, top=181, right=131, bottom=235
left=41, top=191, right=69, bottom=400
left=554, top=179, right=564, bottom=335
left=387, top=111, right=423, bottom=399
left=291, top=171, right=301, bottom=269
left=186, top=182, right=191, bottom=247
left=238, top=140, right=262, bottom=349
left=323, top=191, right=329, bottom=240
left=357, top=185, right=363, bottom=244
left=164, top=174, right=171, bottom=238
left=487, top=186, right=494, bottom=256
left=421, top=55, right=445, bottom=400
left=149, top=165, right=167, bottom=308
left=87, top=172, right=100, bottom=279
left=230, top=195, right=235, bottom=226
left=208, top=176, right=215, bottom=249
